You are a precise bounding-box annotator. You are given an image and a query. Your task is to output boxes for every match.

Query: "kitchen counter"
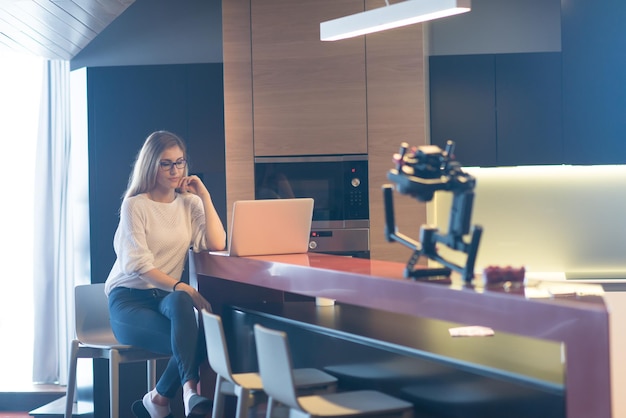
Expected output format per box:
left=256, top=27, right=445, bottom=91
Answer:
left=190, top=252, right=610, bottom=418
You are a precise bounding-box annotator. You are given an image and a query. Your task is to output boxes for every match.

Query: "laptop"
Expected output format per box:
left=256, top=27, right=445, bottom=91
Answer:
left=212, top=198, right=314, bottom=257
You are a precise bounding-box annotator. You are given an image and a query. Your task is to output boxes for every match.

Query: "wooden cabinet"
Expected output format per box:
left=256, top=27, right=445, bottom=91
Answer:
left=250, top=0, right=367, bottom=156
left=365, top=22, right=427, bottom=263
left=429, top=52, right=562, bottom=166
left=223, top=0, right=429, bottom=263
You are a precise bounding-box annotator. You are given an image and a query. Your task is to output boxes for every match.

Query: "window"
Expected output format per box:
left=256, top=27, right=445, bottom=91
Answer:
left=0, top=49, right=44, bottom=388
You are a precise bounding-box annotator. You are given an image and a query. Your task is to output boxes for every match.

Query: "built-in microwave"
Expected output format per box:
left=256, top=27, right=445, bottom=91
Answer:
left=254, top=155, right=370, bottom=257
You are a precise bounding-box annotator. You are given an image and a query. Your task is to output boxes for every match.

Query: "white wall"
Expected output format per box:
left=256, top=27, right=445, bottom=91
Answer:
left=428, top=0, right=561, bottom=55
left=429, top=165, right=626, bottom=277
left=70, top=0, right=222, bottom=70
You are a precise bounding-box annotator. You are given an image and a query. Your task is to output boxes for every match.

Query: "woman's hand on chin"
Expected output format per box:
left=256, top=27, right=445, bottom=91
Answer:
left=177, top=175, right=209, bottom=199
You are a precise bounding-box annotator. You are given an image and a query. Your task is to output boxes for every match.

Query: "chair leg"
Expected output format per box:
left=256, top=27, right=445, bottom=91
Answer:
left=64, top=340, right=80, bottom=418
left=234, top=387, right=251, bottom=418
left=147, top=359, right=157, bottom=391
left=109, top=349, right=121, bottom=418
left=265, top=397, right=275, bottom=418
left=212, top=376, right=227, bottom=418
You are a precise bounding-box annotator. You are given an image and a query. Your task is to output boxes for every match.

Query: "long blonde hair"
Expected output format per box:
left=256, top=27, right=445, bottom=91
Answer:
left=124, top=131, right=188, bottom=199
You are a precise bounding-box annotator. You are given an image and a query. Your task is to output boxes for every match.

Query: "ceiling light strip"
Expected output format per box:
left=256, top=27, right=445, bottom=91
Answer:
left=320, top=0, right=471, bottom=41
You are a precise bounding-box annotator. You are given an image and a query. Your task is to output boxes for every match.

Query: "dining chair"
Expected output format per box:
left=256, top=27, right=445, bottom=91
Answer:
left=254, top=323, right=414, bottom=418
left=201, top=310, right=338, bottom=418
left=65, top=283, right=170, bottom=418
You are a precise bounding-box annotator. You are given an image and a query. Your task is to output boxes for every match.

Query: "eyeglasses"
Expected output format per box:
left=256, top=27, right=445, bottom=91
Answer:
left=159, top=159, right=187, bottom=171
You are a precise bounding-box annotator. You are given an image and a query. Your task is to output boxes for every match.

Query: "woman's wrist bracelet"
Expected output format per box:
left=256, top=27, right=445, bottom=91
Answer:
left=173, top=280, right=184, bottom=291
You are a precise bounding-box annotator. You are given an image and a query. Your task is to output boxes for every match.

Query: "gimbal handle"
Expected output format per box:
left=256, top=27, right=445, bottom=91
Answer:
left=383, top=184, right=482, bottom=283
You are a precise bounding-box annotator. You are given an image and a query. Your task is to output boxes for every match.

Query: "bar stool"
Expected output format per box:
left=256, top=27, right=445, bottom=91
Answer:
left=254, top=323, right=414, bottom=418
left=201, top=310, right=338, bottom=418
left=65, top=283, right=170, bottom=418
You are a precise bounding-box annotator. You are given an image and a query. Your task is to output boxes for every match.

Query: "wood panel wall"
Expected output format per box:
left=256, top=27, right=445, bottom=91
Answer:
left=365, top=3, right=428, bottom=262
left=222, top=0, right=428, bottom=262
left=251, top=0, right=367, bottom=156
left=222, top=0, right=255, bottom=225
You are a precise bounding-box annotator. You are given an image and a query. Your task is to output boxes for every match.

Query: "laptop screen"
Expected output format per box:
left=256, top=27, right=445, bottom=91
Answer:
left=224, top=198, right=314, bottom=257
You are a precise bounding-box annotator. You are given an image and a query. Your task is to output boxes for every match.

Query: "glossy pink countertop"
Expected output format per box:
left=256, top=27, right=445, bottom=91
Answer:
left=191, top=251, right=611, bottom=418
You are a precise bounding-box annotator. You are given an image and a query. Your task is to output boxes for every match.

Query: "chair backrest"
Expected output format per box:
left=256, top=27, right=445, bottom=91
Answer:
left=253, top=324, right=302, bottom=410
left=75, top=283, right=120, bottom=346
left=201, top=310, right=236, bottom=382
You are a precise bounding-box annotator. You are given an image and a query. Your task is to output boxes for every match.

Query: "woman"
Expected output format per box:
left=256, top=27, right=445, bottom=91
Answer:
left=105, top=131, right=226, bottom=418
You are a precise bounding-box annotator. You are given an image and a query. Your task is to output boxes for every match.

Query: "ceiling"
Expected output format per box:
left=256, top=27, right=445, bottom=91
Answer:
left=0, top=0, right=135, bottom=61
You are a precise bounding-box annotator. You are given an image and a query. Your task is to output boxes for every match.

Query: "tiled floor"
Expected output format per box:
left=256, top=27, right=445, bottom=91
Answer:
left=0, top=384, right=65, bottom=417
left=0, top=383, right=61, bottom=392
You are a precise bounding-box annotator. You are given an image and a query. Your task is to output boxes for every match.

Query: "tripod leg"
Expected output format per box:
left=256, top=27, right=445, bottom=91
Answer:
left=404, top=250, right=422, bottom=278
left=405, top=250, right=452, bottom=280
left=462, top=226, right=483, bottom=283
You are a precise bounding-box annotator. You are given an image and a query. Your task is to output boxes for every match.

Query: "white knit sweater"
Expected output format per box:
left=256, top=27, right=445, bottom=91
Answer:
left=104, top=193, right=209, bottom=295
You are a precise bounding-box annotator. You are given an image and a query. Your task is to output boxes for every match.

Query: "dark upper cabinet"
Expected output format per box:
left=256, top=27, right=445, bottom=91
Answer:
left=430, top=53, right=563, bottom=167
left=561, top=0, right=626, bottom=164
left=495, top=53, right=563, bottom=166
left=429, top=54, right=497, bottom=167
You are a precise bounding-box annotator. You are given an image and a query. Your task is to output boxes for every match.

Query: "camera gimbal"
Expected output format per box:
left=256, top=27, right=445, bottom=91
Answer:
left=383, top=141, right=482, bottom=283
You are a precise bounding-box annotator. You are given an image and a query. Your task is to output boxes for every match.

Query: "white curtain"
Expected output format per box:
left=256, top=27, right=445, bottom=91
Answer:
left=31, top=60, right=82, bottom=385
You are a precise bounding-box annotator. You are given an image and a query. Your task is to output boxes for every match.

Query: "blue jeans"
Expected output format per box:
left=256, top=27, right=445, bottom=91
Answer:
left=108, top=287, right=205, bottom=399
